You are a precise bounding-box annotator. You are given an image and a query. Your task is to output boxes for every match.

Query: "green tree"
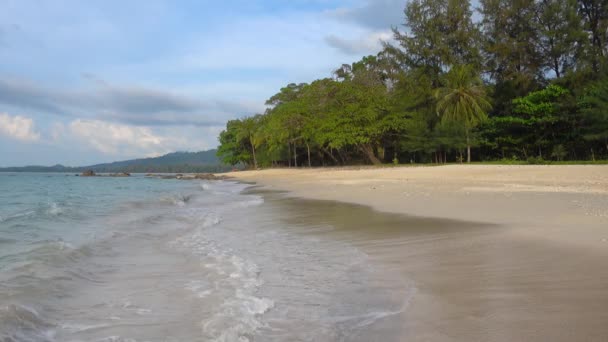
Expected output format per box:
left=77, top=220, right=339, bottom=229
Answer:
left=217, top=119, right=251, bottom=166
left=237, top=115, right=263, bottom=169
left=435, top=65, right=492, bottom=162
left=511, top=84, right=570, bottom=158
left=480, top=0, right=541, bottom=92
left=393, top=0, right=480, bottom=84
left=581, top=78, right=608, bottom=155
left=536, top=0, right=586, bottom=78
left=578, top=0, right=608, bottom=74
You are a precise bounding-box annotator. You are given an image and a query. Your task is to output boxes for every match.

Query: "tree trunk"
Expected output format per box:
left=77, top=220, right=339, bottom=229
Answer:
left=591, top=148, right=596, bottom=162
left=466, top=129, right=471, bottom=163
left=336, top=149, right=346, bottom=165
left=322, top=147, right=340, bottom=164
left=294, top=144, right=297, bottom=167
left=360, top=144, right=382, bottom=165
left=250, top=141, right=257, bottom=169
left=306, top=142, right=311, bottom=167
left=287, top=143, right=291, bottom=167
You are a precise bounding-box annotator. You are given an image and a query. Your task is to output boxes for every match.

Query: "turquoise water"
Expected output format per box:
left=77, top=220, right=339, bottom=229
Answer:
left=0, top=173, right=195, bottom=253
left=0, top=173, right=409, bottom=342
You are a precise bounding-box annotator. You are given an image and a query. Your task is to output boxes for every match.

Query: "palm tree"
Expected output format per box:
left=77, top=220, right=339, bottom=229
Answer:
left=435, top=65, right=492, bottom=163
left=237, top=115, right=263, bottom=169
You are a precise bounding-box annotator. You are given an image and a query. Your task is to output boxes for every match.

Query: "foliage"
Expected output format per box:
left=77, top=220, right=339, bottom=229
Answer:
left=216, top=0, right=608, bottom=166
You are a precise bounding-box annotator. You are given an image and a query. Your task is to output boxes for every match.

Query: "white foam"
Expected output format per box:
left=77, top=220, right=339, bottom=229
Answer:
left=47, top=202, right=63, bottom=216
left=234, top=197, right=264, bottom=208
left=202, top=214, right=222, bottom=228
left=172, top=226, right=273, bottom=341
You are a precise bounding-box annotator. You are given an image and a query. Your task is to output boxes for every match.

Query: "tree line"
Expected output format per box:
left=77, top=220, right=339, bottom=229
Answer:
left=218, top=0, right=608, bottom=168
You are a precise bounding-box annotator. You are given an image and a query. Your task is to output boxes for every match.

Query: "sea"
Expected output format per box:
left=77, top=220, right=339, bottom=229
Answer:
left=0, top=173, right=411, bottom=342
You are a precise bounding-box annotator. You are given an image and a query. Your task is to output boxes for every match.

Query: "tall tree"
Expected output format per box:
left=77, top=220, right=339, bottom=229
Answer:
left=236, top=115, right=263, bottom=169
left=536, top=0, right=586, bottom=78
left=581, top=78, right=608, bottom=154
left=435, top=65, right=492, bottom=162
left=393, top=0, right=480, bottom=84
left=577, top=0, right=608, bottom=74
left=480, top=0, right=542, bottom=87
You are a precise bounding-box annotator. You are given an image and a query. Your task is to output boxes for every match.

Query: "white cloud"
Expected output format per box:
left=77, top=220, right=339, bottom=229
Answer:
left=0, top=112, right=40, bottom=142
left=68, top=119, right=170, bottom=156
left=56, top=119, right=221, bottom=159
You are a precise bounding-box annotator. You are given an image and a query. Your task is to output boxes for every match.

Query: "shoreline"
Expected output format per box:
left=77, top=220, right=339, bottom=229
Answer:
left=224, top=165, right=608, bottom=248
left=225, top=165, right=608, bottom=341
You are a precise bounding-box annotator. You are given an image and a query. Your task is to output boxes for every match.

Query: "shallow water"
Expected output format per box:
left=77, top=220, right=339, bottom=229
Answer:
left=4, top=173, right=608, bottom=341
left=0, top=174, right=416, bottom=341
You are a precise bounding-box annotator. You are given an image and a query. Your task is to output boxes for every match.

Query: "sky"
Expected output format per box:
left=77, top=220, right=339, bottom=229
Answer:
left=0, top=0, right=406, bottom=166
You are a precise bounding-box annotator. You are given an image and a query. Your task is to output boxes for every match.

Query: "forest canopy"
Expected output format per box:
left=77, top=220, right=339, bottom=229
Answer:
left=217, top=0, right=608, bottom=168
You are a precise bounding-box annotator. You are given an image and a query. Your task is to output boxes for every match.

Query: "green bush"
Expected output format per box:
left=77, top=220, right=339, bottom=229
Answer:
left=526, top=156, right=547, bottom=164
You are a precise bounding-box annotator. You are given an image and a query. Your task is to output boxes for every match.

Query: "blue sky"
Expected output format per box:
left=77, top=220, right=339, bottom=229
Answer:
left=0, top=0, right=405, bottom=166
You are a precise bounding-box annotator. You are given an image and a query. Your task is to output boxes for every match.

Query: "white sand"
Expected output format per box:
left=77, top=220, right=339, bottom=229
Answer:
left=227, top=165, right=608, bottom=246
left=224, top=165, right=608, bottom=341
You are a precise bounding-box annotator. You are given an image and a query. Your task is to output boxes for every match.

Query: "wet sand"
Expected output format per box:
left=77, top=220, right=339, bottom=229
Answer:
left=228, top=165, right=608, bottom=341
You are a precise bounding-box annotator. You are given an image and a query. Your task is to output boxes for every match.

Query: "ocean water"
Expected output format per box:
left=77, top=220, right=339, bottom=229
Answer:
left=0, top=173, right=410, bottom=342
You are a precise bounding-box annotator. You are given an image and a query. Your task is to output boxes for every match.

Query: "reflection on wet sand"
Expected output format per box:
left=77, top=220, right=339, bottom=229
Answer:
left=266, top=194, right=608, bottom=342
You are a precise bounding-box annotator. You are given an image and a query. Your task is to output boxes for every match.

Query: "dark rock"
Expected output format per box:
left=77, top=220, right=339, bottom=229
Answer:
left=109, top=172, right=130, bottom=177
left=194, top=173, right=228, bottom=180
left=81, top=170, right=96, bottom=177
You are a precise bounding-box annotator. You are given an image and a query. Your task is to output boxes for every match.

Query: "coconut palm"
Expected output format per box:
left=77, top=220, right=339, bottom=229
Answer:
left=435, top=65, right=492, bottom=163
left=237, top=115, right=263, bottom=169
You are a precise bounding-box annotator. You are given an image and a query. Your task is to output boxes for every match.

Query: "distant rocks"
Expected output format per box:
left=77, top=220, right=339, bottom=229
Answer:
left=109, top=172, right=131, bottom=177
left=145, top=173, right=230, bottom=181
left=81, top=170, right=96, bottom=177
left=75, top=171, right=228, bottom=180
left=77, top=170, right=131, bottom=177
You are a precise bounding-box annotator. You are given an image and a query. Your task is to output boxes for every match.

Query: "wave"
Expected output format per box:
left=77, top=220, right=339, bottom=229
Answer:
left=46, top=202, right=64, bottom=216
left=0, top=202, right=66, bottom=226
left=0, top=210, right=36, bottom=224
left=0, top=238, right=17, bottom=244
left=0, top=304, right=55, bottom=342
left=161, top=193, right=194, bottom=207
left=1, top=240, right=99, bottom=288
left=172, top=228, right=274, bottom=341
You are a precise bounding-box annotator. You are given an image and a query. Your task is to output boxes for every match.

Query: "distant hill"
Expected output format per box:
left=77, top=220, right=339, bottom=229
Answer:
left=0, top=150, right=231, bottom=173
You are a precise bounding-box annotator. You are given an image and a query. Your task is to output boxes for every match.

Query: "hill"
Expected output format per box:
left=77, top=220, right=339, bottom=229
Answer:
left=0, top=150, right=230, bottom=173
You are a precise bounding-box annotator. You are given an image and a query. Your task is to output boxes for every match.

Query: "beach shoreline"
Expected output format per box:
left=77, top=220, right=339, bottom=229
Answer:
left=224, top=165, right=608, bottom=246
left=224, top=165, right=608, bottom=341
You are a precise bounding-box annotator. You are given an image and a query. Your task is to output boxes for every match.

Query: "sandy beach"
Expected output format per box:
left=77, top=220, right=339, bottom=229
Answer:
left=227, top=165, right=608, bottom=341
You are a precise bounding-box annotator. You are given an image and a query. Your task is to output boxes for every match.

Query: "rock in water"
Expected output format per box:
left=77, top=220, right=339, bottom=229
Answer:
left=81, top=170, right=96, bottom=177
left=109, top=172, right=131, bottom=177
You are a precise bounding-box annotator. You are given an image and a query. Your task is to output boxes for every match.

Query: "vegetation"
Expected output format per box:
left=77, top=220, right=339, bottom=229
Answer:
left=217, top=0, right=608, bottom=168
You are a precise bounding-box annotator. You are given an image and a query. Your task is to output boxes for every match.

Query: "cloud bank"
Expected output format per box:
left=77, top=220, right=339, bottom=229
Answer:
left=0, top=112, right=40, bottom=142
left=0, top=77, right=246, bottom=127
